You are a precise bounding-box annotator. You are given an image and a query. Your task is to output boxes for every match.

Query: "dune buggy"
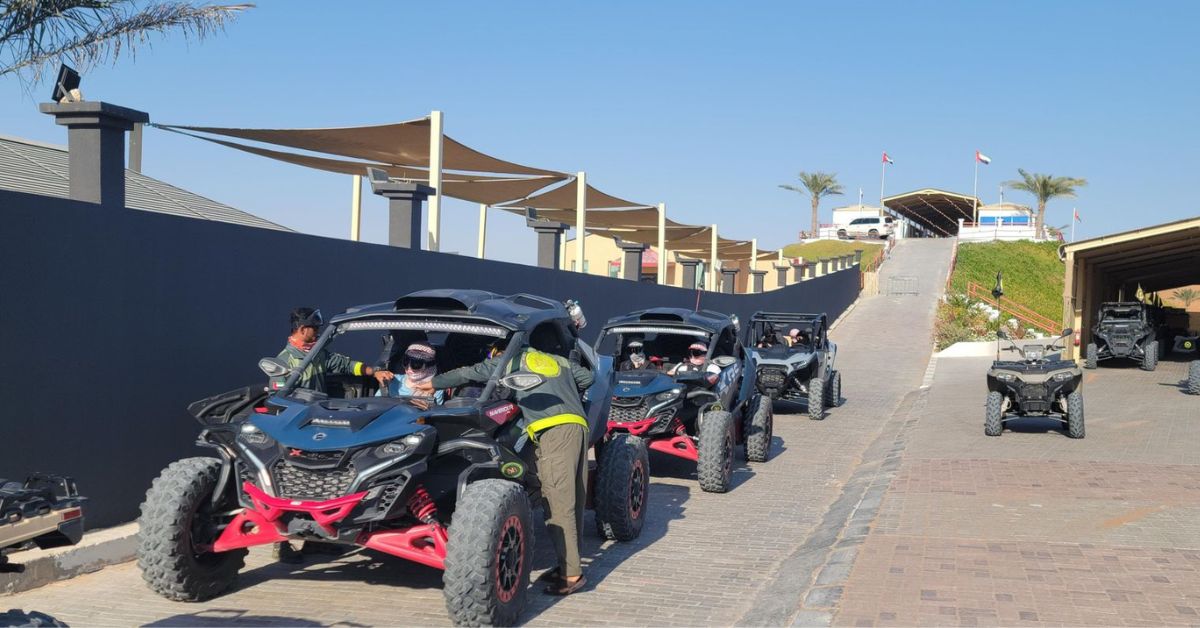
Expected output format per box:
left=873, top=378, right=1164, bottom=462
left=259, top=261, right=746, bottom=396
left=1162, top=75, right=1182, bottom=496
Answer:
left=137, top=290, right=648, bottom=627
left=745, top=311, right=841, bottom=419
left=986, top=329, right=1084, bottom=438
left=594, top=308, right=771, bottom=494
left=1, top=475, right=85, bottom=574
left=1085, top=302, right=1166, bottom=371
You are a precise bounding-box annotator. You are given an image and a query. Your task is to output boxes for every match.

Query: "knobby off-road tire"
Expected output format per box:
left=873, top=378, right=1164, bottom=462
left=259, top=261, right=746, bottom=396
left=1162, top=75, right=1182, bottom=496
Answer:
left=1187, top=361, right=1200, bottom=395
left=1142, top=341, right=1159, bottom=371
left=825, top=370, right=843, bottom=408
left=1085, top=343, right=1098, bottom=369
left=443, top=480, right=532, bottom=627
left=807, top=377, right=825, bottom=420
left=594, top=434, right=649, bottom=542
left=984, top=391, right=1004, bottom=437
left=697, top=410, right=736, bottom=493
left=744, top=395, right=773, bottom=463
left=138, top=457, right=247, bottom=602
left=1066, top=391, right=1085, bottom=439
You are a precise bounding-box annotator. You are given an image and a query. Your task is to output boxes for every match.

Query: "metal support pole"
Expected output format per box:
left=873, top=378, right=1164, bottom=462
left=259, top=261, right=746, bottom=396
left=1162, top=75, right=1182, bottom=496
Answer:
left=657, top=202, right=667, bottom=284
left=477, top=203, right=488, bottom=258
left=709, top=224, right=718, bottom=291
left=350, top=174, right=362, bottom=241
left=575, top=172, right=587, bottom=273
left=128, top=122, right=143, bottom=173
left=972, top=157, right=979, bottom=224
left=428, top=110, right=444, bottom=251
left=751, top=238, right=758, bottom=274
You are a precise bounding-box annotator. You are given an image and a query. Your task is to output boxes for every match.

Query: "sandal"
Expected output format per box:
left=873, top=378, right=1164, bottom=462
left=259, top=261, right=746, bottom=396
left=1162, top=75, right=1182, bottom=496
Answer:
left=544, top=575, right=587, bottom=596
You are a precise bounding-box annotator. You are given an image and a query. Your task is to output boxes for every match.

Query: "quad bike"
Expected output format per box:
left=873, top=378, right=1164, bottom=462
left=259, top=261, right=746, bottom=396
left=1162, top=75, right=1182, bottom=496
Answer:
left=595, top=308, right=771, bottom=494
left=746, top=311, right=841, bottom=419
left=136, top=290, right=648, bottom=627
left=985, top=329, right=1084, bottom=438
left=0, top=475, right=85, bottom=575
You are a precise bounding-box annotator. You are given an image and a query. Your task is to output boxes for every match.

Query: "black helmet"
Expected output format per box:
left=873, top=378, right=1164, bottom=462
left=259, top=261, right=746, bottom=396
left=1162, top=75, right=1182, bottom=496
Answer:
left=290, top=307, right=323, bottom=331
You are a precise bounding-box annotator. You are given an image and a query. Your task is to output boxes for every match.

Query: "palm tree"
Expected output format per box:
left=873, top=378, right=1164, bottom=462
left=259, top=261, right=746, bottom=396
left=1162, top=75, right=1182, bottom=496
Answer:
left=779, top=171, right=843, bottom=238
left=1, top=1, right=251, bottom=80
left=1174, top=287, right=1199, bottom=308
left=1003, top=169, right=1087, bottom=238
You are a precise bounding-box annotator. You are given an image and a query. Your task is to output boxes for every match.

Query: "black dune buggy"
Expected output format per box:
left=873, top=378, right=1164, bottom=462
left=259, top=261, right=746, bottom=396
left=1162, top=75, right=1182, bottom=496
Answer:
left=1085, top=302, right=1166, bottom=371
left=745, top=311, right=842, bottom=419
left=594, top=308, right=771, bottom=493
left=986, top=329, right=1085, bottom=438
left=136, top=290, right=648, bottom=627
left=1, top=475, right=86, bottom=574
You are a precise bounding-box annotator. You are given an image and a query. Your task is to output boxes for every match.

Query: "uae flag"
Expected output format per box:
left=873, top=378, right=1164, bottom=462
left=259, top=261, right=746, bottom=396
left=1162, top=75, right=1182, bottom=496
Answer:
left=1074, top=208, right=1082, bottom=222
left=882, top=152, right=894, bottom=164
left=975, top=151, right=992, bottom=165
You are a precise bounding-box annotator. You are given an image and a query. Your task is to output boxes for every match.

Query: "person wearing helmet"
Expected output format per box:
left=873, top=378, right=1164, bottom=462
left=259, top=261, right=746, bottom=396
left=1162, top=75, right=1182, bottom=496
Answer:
left=668, top=341, right=721, bottom=386
left=412, top=320, right=593, bottom=596
left=619, top=340, right=651, bottom=371
left=376, top=342, right=445, bottom=404
left=270, top=307, right=392, bottom=393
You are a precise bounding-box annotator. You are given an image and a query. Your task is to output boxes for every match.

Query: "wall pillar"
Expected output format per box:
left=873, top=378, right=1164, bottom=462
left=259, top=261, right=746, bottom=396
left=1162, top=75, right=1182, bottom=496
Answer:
left=854, top=248, right=864, bottom=265
left=677, top=255, right=702, bottom=290
left=527, top=219, right=569, bottom=269
left=775, top=264, right=791, bottom=286
left=720, top=267, right=739, bottom=294
left=750, top=269, right=767, bottom=293
left=39, top=101, right=149, bottom=208
left=820, top=257, right=831, bottom=275
left=368, top=177, right=434, bottom=249
left=615, top=238, right=649, bottom=281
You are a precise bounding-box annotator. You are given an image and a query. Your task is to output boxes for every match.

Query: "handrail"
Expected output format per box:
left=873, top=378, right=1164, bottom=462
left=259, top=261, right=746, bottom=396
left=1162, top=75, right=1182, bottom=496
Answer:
left=965, top=281, right=1058, bottom=334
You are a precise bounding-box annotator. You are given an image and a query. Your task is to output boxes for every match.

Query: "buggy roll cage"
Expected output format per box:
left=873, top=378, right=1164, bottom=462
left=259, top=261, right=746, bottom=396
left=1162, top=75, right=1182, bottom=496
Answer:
left=745, top=311, right=828, bottom=345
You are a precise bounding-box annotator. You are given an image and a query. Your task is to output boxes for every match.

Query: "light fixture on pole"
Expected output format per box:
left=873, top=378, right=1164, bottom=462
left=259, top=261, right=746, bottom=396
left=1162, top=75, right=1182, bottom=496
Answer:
left=51, top=64, right=82, bottom=103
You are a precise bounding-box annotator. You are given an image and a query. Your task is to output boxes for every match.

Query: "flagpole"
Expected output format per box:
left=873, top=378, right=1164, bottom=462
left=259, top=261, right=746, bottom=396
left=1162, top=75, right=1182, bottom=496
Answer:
left=1071, top=207, right=1076, bottom=243
left=879, top=159, right=886, bottom=212
left=972, top=156, right=979, bottom=224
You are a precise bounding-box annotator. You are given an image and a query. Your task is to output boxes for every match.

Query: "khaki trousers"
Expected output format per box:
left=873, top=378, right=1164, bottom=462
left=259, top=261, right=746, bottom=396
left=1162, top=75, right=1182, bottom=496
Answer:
left=535, top=423, right=588, bottom=578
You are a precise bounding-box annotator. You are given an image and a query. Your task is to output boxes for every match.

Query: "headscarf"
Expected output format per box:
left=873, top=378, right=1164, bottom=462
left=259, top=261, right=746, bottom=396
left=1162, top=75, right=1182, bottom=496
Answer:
left=404, top=342, right=437, bottom=385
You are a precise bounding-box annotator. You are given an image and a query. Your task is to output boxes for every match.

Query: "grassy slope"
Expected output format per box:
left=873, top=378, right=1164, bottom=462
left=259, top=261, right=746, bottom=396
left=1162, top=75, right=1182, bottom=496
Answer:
left=947, top=240, right=1063, bottom=321
left=781, top=240, right=884, bottom=260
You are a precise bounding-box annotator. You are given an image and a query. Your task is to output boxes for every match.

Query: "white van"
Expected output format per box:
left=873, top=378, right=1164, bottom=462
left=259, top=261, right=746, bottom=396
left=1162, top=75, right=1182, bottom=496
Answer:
left=837, top=216, right=894, bottom=239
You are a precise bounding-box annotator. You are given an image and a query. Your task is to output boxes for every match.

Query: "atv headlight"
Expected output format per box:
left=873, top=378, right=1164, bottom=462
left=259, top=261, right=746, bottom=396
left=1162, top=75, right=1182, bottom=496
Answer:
left=1053, top=371, right=1074, bottom=381
left=996, top=372, right=1016, bottom=382
left=375, top=433, right=425, bottom=458
left=655, top=388, right=683, bottom=402
left=239, top=423, right=273, bottom=447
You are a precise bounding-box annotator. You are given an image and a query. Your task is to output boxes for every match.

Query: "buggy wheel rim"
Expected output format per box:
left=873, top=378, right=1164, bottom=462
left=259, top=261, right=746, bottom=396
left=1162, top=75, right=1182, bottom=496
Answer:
left=494, top=515, right=524, bottom=603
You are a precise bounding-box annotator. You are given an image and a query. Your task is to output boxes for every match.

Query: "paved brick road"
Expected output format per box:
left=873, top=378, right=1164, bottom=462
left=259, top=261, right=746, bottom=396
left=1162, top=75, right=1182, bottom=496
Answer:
left=0, top=239, right=974, bottom=627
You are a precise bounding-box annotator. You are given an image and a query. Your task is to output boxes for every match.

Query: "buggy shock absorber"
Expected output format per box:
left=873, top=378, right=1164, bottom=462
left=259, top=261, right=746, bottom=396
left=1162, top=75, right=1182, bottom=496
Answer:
left=407, top=486, right=439, bottom=525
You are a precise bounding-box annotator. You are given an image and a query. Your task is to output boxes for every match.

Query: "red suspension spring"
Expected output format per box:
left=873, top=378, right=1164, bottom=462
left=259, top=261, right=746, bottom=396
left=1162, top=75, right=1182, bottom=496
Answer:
left=407, top=486, right=439, bottom=524
left=670, top=417, right=687, bottom=436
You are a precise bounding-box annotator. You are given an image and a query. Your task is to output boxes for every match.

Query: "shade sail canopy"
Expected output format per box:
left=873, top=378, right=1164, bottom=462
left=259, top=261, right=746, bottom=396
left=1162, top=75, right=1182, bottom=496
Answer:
left=499, top=182, right=651, bottom=210
left=159, top=119, right=563, bottom=178
left=883, top=188, right=980, bottom=236
left=159, top=127, right=566, bottom=205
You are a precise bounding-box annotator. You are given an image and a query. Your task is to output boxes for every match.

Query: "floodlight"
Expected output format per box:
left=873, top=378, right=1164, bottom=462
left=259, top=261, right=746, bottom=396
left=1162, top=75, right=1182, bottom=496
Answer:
left=51, top=65, right=82, bottom=103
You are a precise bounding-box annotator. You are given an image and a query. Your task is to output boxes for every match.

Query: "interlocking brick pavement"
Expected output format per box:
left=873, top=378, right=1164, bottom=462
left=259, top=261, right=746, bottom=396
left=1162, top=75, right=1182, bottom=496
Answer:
left=2, top=240, right=961, bottom=626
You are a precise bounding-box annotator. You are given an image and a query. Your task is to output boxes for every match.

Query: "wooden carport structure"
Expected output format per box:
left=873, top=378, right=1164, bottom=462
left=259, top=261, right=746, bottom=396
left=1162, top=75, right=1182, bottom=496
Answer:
left=1060, top=217, right=1200, bottom=359
left=883, top=188, right=980, bottom=237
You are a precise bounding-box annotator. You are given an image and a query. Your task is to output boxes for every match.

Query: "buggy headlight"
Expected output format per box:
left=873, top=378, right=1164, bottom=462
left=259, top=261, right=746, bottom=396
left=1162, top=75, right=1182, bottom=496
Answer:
left=996, top=372, right=1016, bottom=382
left=1053, top=371, right=1074, bottom=381
left=655, top=388, right=682, bottom=402
left=239, top=423, right=273, bottom=447
left=375, top=433, right=425, bottom=458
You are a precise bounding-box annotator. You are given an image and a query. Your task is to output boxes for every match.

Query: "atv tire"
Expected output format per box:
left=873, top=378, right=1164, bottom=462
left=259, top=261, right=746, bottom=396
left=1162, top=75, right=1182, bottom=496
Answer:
left=744, top=395, right=773, bottom=463
left=1187, top=361, right=1200, bottom=395
left=138, top=457, right=247, bottom=602
left=594, top=434, right=649, bottom=542
left=444, top=479, right=532, bottom=627
left=697, top=410, right=736, bottom=493
left=1142, top=341, right=1159, bottom=371
left=1066, top=391, right=1085, bottom=439
left=1085, top=343, right=1098, bottom=369
left=984, top=391, right=1004, bottom=437
left=825, top=370, right=843, bottom=408
left=807, top=377, right=825, bottom=420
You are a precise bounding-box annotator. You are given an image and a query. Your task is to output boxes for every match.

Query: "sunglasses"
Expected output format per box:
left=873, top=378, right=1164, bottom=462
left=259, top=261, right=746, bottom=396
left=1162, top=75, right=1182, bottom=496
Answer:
left=688, top=349, right=706, bottom=357
left=404, top=357, right=435, bottom=370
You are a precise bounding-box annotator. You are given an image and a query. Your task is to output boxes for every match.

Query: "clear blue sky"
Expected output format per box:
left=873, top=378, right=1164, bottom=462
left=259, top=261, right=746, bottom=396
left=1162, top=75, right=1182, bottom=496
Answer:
left=3, top=1, right=1197, bottom=264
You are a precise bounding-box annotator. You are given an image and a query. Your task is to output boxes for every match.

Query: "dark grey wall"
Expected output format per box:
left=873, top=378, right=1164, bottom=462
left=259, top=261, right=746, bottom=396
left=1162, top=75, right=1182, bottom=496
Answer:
left=0, top=190, right=859, bottom=528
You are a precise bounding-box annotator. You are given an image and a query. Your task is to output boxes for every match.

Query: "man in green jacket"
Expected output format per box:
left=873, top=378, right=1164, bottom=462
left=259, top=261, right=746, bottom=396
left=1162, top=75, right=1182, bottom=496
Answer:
left=271, top=307, right=392, bottom=393
left=415, top=324, right=592, bottom=595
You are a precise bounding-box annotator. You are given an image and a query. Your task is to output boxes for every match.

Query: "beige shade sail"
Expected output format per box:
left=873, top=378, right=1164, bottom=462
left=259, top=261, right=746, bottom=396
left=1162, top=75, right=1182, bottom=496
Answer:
left=159, top=127, right=566, bottom=205
left=159, top=119, right=563, bottom=178
left=498, top=182, right=651, bottom=210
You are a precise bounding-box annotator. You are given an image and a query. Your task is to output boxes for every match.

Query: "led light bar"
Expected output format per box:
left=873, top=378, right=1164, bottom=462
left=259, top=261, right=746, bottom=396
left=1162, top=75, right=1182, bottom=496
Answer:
left=339, top=319, right=508, bottom=338
left=605, top=326, right=710, bottom=337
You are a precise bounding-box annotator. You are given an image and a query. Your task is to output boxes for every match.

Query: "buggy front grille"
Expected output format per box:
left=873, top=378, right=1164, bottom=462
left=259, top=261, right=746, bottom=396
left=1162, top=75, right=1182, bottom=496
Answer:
left=271, top=461, right=356, bottom=501
left=758, top=367, right=787, bottom=388
left=608, top=398, right=649, bottom=423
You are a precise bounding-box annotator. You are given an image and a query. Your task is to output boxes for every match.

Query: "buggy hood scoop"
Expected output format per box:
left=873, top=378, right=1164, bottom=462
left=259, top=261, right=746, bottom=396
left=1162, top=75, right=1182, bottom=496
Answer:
left=613, top=371, right=676, bottom=397
left=252, top=397, right=434, bottom=450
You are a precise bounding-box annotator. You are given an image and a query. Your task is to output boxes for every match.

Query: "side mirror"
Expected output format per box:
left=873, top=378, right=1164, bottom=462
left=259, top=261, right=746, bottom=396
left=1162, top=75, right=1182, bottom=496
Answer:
left=258, top=357, right=291, bottom=378
left=712, top=356, right=736, bottom=368
left=499, top=371, right=546, bottom=392
left=996, top=330, right=1008, bottom=340
left=1061, top=328, right=1074, bottom=337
